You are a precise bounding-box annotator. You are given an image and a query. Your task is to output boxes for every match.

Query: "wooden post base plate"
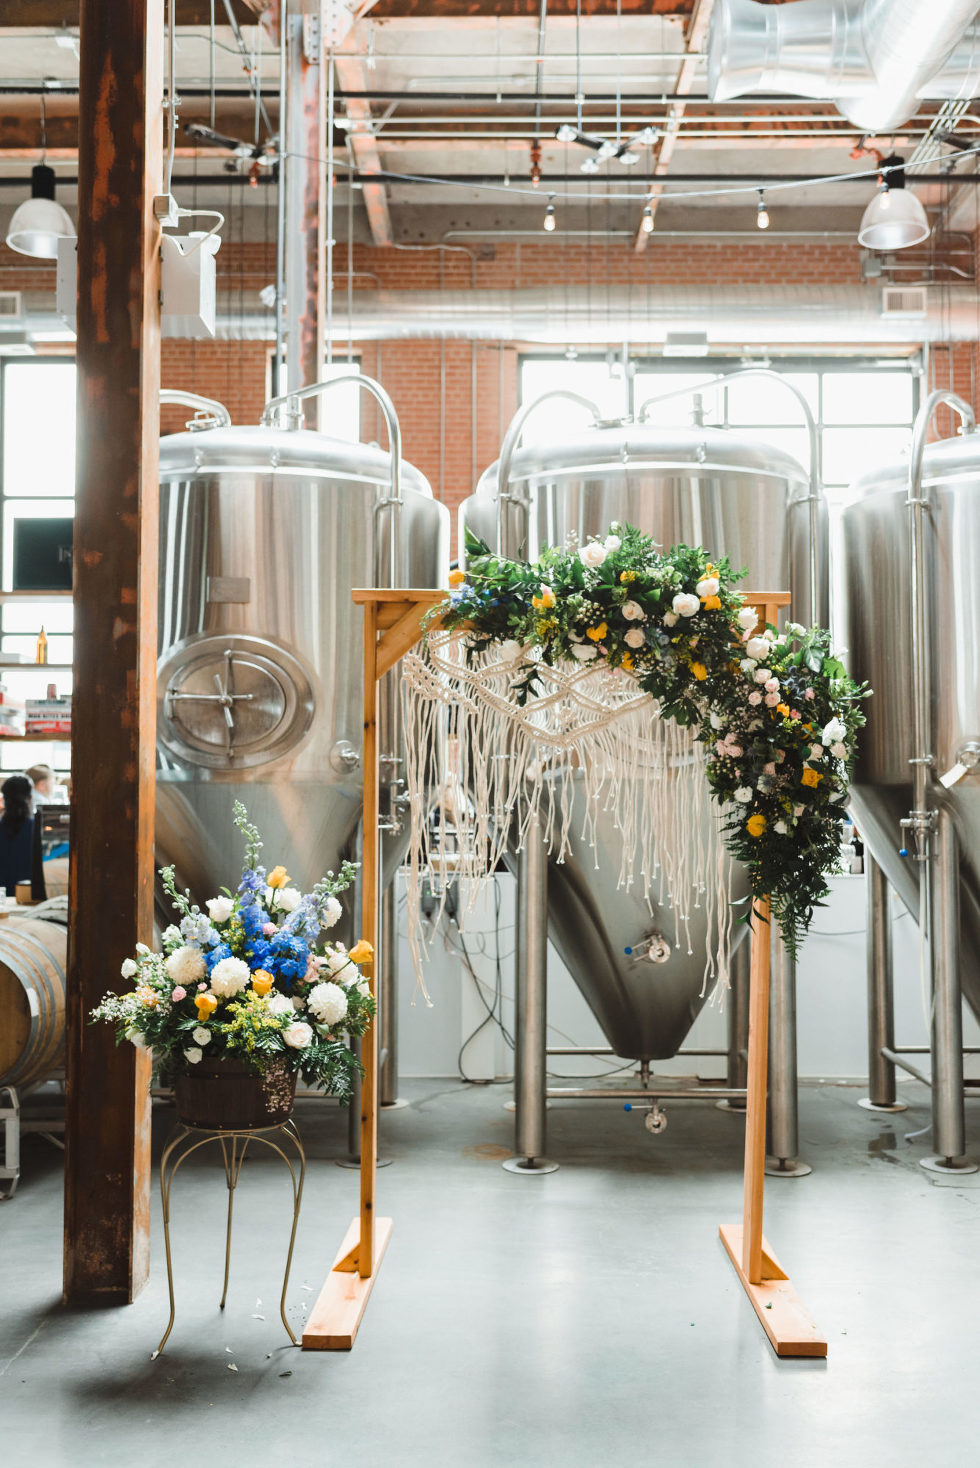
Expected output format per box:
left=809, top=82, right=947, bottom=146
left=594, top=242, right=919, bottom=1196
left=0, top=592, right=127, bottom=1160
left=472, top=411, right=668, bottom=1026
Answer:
left=719, top=1223, right=827, bottom=1359
left=301, top=1216, right=393, bottom=1350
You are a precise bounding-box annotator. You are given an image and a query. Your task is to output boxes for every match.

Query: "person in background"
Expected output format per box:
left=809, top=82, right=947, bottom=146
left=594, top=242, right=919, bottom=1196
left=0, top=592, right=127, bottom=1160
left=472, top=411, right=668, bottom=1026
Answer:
left=25, top=764, right=60, bottom=803
left=0, top=774, right=34, bottom=897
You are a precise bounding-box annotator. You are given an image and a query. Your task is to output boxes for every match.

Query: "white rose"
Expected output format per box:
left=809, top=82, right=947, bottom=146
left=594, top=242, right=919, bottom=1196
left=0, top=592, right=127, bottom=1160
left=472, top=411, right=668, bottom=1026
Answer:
left=307, top=981, right=349, bottom=1028
left=206, top=896, right=234, bottom=924
left=809, top=744, right=824, bottom=760
left=740, top=659, right=756, bottom=674
left=323, top=945, right=350, bottom=975
left=624, top=627, right=646, bottom=650
left=621, top=600, right=644, bottom=621
left=830, top=741, right=848, bottom=760
left=696, top=577, right=720, bottom=597
left=578, top=542, right=607, bottom=569
left=603, top=534, right=622, bottom=552
left=754, top=668, right=771, bottom=685
left=277, top=887, right=302, bottom=914
left=709, top=711, right=725, bottom=731
left=734, top=787, right=754, bottom=804
left=283, top=1021, right=313, bottom=1050
left=569, top=644, right=598, bottom=662
left=268, top=993, right=293, bottom=1016
left=209, top=956, right=251, bottom=998
left=764, top=678, right=779, bottom=694
left=672, top=592, right=700, bottom=618
left=321, top=895, right=343, bottom=930
left=184, top=1047, right=203, bottom=1065
left=786, top=621, right=805, bottom=637
left=745, top=636, right=771, bottom=661
left=662, top=611, right=678, bottom=628
left=120, top=958, right=138, bottom=980
left=737, top=606, right=759, bottom=631
left=192, top=1026, right=212, bottom=1046
left=822, top=717, right=847, bottom=746
left=774, top=820, right=788, bottom=835
left=165, top=946, right=206, bottom=987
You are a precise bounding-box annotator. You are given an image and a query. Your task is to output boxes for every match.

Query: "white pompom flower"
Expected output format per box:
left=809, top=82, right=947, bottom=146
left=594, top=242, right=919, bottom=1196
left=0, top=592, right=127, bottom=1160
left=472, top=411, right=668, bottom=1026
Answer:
left=120, top=958, right=138, bottom=980
left=283, top=1021, right=314, bottom=1050
left=307, top=981, right=349, bottom=1028
left=209, top=956, right=251, bottom=998
left=184, top=1047, right=203, bottom=1065
left=165, top=946, right=206, bottom=987
left=672, top=592, right=700, bottom=618
left=206, top=895, right=234, bottom=924
left=192, top=1027, right=212, bottom=1046
left=321, top=895, right=343, bottom=929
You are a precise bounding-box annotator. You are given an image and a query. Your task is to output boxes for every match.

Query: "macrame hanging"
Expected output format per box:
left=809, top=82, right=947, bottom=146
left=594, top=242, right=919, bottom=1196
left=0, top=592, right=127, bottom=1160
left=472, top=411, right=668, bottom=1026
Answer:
left=401, top=628, right=736, bottom=1005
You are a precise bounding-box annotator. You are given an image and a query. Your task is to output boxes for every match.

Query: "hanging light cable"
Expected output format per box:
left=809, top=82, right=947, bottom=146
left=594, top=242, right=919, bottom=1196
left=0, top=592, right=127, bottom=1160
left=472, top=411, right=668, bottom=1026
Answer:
left=756, top=189, right=770, bottom=230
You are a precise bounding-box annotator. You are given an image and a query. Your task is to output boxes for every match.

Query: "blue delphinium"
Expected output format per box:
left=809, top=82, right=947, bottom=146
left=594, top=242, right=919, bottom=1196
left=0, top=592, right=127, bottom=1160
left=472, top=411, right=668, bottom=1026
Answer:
left=205, top=942, right=233, bottom=974
left=240, top=902, right=268, bottom=940
left=238, top=867, right=266, bottom=897
left=245, top=937, right=273, bottom=970
left=180, top=910, right=219, bottom=947
left=268, top=932, right=309, bottom=986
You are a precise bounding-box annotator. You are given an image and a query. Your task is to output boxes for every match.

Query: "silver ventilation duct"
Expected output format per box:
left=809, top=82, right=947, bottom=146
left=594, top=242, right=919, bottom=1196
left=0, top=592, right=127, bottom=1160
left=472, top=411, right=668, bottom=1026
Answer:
left=708, top=0, right=980, bottom=132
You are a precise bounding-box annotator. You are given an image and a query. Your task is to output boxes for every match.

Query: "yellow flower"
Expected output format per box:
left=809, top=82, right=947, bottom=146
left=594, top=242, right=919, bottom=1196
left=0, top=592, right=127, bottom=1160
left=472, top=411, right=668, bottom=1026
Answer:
left=136, top=985, right=158, bottom=1008
left=586, top=622, right=608, bottom=642
left=704, top=562, right=717, bottom=576
left=801, top=767, right=823, bottom=788
left=620, top=570, right=637, bottom=584
left=194, top=992, right=218, bottom=1017
left=348, top=939, right=374, bottom=966
left=531, top=584, right=556, bottom=610
left=251, top=969, right=274, bottom=997
left=776, top=702, right=791, bottom=717
left=702, top=594, right=722, bottom=611
left=746, top=813, right=766, bottom=838
left=268, top=865, right=288, bottom=889
left=447, top=569, right=466, bottom=587
left=621, top=653, right=635, bottom=672
left=691, top=661, right=708, bottom=681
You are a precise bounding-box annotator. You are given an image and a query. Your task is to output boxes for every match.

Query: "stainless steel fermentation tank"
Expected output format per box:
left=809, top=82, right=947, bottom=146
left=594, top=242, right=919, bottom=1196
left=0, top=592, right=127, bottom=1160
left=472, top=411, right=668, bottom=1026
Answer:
left=462, top=371, right=828, bottom=1170
left=842, top=391, right=980, bottom=1172
left=155, top=379, right=449, bottom=1103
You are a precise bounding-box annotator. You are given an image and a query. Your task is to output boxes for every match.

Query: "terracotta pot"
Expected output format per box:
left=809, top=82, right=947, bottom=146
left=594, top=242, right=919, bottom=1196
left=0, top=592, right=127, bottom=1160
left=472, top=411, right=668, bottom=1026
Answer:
left=174, top=1055, right=297, bottom=1130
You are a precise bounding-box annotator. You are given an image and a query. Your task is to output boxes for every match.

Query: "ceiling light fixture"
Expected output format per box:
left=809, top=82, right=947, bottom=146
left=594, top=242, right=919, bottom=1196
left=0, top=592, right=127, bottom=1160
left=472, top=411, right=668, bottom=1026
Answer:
left=857, top=154, right=930, bottom=251
left=5, top=94, right=75, bottom=260
left=543, top=197, right=557, bottom=232
left=756, top=190, right=770, bottom=230
left=641, top=203, right=654, bottom=234
left=529, top=140, right=542, bottom=188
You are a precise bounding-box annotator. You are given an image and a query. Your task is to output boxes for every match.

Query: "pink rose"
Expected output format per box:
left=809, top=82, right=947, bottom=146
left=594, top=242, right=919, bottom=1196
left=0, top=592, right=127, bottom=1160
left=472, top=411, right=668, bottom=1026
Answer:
left=790, top=710, right=801, bottom=720
left=197, top=982, right=207, bottom=991
left=764, top=692, right=780, bottom=707
left=764, top=678, right=779, bottom=694
left=748, top=690, right=763, bottom=706
left=804, top=688, right=815, bottom=701
left=763, top=762, right=776, bottom=776
left=171, top=986, right=187, bottom=1002
left=262, top=922, right=278, bottom=937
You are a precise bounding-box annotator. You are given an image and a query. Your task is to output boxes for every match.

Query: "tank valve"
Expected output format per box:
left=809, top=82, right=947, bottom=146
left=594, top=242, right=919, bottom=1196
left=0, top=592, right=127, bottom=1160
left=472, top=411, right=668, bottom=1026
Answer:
left=644, top=1105, right=668, bottom=1135
left=329, top=740, right=360, bottom=773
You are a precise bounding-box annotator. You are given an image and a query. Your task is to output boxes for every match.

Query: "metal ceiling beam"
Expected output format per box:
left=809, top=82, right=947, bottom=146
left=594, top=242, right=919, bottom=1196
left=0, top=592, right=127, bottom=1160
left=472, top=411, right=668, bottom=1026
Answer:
left=636, top=0, right=714, bottom=251
left=0, top=0, right=258, bottom=20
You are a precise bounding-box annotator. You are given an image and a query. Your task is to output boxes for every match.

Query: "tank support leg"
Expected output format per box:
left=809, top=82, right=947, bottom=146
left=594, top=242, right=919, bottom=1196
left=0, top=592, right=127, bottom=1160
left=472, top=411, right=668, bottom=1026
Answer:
left=719, top=940, right=750, bottom=1111
left=922, top=807, right=978, bottom=1173
left=379, top=879, right=401, bottom=1108
left=504, top=820, right=558, bottom=1175
left=766, top=934, right=811, bottom=1177
left=859, top=852, right=907, bottom=1113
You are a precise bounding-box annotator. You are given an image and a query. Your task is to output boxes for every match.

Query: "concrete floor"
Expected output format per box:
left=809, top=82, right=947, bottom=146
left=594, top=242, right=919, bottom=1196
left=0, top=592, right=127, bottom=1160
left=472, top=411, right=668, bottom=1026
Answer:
left=1, top=1078, right=978, bottom=1468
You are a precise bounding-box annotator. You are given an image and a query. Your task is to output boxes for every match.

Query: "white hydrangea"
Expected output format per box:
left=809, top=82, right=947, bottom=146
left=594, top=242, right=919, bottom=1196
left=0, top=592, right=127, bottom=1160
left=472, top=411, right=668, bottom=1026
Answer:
left=283, top=1021, right=313, bottom=1049
left=120, top=958, right=138, bottom=980
left=621, top=600, right=644, bottom=621
left=192, top=1027, right=212, bottom=1046
left=321, top=895, right=342, bottom=930
left=277, top=887, right=303, bottom=914
left=268, top=993, right=293, bottom=1017
left=184, top=1047, right=203, bottom=1065
left=672, top=592, right=700, bottom=618
left=737, top=606, right=759, bottom=631
left=579, top=541, right=607, bottom=569
left=165, top=946, right=206, bottom=987
left=624, top=628, right=646, bottom=650
left=307, top=981, right=349, bottom=1028
left=734, top=787, right=754, bottom=804
left=209, top=956, right=251, bottom=998
left=206, top=895, right=234, bottom=924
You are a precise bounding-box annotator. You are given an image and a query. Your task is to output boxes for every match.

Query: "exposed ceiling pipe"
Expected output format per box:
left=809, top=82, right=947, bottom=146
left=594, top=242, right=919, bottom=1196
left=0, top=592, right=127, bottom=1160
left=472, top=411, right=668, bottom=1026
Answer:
left=708, top=0, right=980, bottom=132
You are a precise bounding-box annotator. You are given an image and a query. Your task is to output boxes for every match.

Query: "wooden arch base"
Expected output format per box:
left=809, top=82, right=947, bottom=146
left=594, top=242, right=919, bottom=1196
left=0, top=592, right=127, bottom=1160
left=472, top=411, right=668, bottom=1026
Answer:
left=719, top=594, right=827, bottom=1360
left=302, top=589, right=445, bottom=1351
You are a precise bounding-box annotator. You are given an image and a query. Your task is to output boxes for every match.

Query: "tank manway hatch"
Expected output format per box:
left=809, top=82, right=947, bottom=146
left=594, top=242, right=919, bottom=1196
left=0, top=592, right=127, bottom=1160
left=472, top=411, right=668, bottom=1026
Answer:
left=158, top=633, right=315, bottom=770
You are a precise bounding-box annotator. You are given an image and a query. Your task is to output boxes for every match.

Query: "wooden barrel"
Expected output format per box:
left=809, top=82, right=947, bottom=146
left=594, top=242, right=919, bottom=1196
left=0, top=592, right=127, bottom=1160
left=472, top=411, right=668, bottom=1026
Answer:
left=0, top=918, right=68, bottom=1094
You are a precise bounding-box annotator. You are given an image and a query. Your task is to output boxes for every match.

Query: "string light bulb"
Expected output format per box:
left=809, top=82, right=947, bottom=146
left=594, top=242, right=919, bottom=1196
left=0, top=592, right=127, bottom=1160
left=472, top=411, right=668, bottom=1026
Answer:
left=756, top=190, right=769, bottom=230
left=543, top=197, right=557, bottom=232
left=641, top=203, right=654, bottom=234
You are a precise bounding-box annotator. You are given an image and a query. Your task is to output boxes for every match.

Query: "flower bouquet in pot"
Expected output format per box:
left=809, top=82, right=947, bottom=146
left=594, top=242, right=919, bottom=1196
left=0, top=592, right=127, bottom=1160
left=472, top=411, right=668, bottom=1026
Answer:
left=92, top=804, right=376, bottom=1130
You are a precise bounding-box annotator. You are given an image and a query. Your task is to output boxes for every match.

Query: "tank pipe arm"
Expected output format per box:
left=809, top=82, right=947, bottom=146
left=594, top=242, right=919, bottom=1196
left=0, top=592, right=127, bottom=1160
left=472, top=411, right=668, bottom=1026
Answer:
left=159, top=389, right=232, bottom=429
left=494, top=390, right=602, bottom=557
left=904, top=389, right=976, bottom=861
left=638, top=367, right=823, bottom=625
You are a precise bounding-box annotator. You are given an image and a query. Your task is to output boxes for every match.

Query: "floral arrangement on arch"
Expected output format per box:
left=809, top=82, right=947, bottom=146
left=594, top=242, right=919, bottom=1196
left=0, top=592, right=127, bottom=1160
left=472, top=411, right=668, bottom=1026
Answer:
left=437, top=523, right=868, bottom=955
left=92, top=804, right=375, bottom=1101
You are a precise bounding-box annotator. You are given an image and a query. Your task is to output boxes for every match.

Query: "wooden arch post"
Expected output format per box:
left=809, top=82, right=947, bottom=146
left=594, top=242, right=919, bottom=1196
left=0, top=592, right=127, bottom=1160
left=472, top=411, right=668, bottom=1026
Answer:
left=719, top=592, right=827, bottom=1359
left=303, top=588, right=446, bottom=1350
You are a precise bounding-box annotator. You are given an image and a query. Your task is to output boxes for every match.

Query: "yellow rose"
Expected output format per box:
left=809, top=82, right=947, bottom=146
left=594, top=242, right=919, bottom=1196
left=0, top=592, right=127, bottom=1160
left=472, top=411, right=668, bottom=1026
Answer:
left=691, top=661, right=708, bottom=681
left=348, top=939, right=374, bottom=966
left=586, top=622, right=607, bottom=642
left=746, top=813, right=766, bottom=838
left=776, top=703, right=791, bottom=717
left=251, top=969, right=274, bottom=997
left=267, top=865, right=288, bottom=889
left=194, top=992, right=218, bottom=1017
left=801, top=767, right=823, bottom=788
left=702, top=594, right=722, bottom=611
left=448, top=569, right=466, bottom=587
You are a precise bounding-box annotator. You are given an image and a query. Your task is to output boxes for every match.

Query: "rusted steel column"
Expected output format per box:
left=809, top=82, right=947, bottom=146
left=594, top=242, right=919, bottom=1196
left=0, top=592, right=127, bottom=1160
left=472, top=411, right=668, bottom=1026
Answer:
left=63, top=0, right=163, bottom=1302
left=285, top=1, right=326, bottom=421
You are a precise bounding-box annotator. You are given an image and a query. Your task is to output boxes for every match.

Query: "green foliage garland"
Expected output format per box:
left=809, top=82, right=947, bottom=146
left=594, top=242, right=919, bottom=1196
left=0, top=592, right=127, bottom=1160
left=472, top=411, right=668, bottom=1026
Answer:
left=435, top=523, right=868, bottom=956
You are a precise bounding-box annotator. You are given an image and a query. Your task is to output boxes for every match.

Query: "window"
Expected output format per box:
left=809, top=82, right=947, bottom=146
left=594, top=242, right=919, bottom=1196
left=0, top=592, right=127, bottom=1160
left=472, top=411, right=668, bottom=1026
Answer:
left=271, top=359, right=362, bottom=442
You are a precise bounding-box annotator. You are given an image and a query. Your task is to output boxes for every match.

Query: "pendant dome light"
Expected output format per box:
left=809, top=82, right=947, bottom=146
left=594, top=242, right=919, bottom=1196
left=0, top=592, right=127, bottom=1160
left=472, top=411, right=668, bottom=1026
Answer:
left=857, top=154, right=929, bottom=252
left=5, top=96, right=75, bottom=260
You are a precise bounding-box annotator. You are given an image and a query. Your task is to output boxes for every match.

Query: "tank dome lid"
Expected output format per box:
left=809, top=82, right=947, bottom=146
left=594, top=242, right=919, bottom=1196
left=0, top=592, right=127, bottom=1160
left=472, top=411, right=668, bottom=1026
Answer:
left=848, top=427, right=980, bottom=502
left=159, top=423, right=433, bottom=496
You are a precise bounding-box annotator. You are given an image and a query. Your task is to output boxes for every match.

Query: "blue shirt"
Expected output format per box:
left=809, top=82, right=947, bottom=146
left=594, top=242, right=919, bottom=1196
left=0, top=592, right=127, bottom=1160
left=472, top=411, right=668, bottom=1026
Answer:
left=0, top=818, right=34, bottom=896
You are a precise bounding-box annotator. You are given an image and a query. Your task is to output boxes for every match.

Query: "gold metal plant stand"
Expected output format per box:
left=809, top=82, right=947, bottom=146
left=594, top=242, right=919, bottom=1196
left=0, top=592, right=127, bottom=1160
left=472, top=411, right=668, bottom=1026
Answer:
left=157, top=1119, right=306, bottom=1355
